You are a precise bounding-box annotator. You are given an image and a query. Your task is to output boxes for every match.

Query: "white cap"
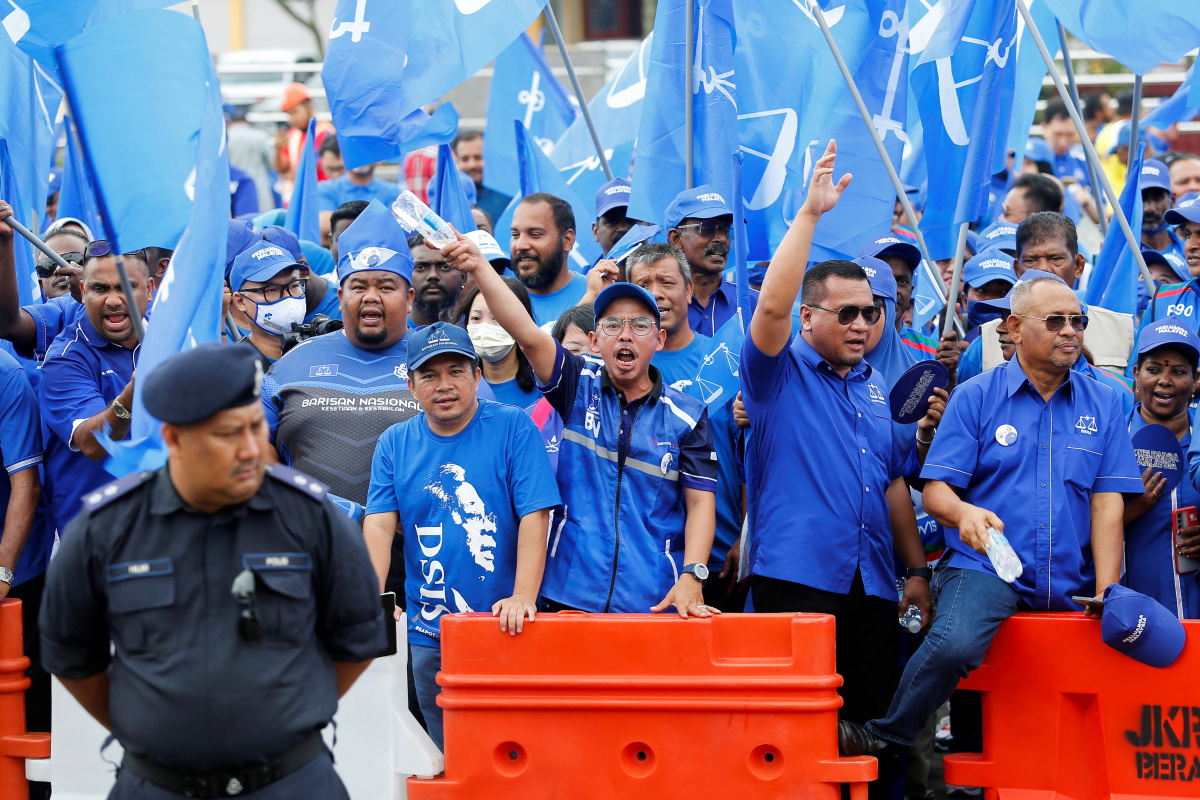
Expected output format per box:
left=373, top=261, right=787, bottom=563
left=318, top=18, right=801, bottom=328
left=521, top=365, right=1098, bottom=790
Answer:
left=466, top=229, right=510, bottom=267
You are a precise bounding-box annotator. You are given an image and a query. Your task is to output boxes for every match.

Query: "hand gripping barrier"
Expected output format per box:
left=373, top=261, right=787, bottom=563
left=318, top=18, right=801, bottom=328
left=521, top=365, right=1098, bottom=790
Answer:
left=944, top=612, right=1200, bottom=798
left=407, top=611, right=876, bottom=799
left=0, top=599, right=51, bottom=800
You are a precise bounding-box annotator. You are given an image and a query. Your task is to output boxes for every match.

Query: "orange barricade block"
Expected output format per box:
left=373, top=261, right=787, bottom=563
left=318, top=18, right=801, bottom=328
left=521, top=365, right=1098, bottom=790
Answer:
left=0, top=599, right=50, bottom=800
left=944, top=612, right=1200, bottom=798
left=407, top=611, right=875, bottom=800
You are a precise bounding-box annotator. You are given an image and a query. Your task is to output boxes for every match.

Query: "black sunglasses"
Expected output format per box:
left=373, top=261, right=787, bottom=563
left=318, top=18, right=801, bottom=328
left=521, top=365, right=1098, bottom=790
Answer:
left=1015, top=313, right=1089, bottom=332
left=85, top=240, right=148, bottom=262
left=34, top=251, right=84, bottom=278
left=810, top=304, right=882, bottom=326
left=231, top=569, right=262, bottom=643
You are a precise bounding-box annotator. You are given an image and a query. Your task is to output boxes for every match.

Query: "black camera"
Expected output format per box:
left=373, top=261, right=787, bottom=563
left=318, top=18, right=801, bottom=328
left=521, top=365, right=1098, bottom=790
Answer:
left=280, top=314, right=344, bottom=355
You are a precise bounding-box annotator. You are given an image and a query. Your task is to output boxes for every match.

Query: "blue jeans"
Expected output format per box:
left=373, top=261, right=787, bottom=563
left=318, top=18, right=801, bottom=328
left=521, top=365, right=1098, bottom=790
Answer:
left=410, top=645, right=444, bottom=751
left=867, top=566, right=1022, bottom=746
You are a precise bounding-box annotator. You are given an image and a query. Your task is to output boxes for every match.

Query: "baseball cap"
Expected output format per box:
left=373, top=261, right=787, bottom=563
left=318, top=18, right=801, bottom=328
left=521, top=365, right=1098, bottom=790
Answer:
left=665, top=185, right=733, bottom=230
left=979, top=221, right=1018, bottom=256
left=1023, top=137, right=1054, bottom=167
left=976, top=267, right=1069, bottom=315
left=226, top=219, right=261, bottom=277
left=1140, top=246, right=1190, bottom=283
left=1139, top=161, right=1172, bottom=195
left=465, top=229, right=511, bottom=271
left=230, top=241, right=301, bottom=292
left=280, top=82, right=311, bottom=112
left=1165, top=191, right=1200, bottom=226
left=595, top=178, right=632, bottom=218
left=860, top=235, right=921, bottom=272
left=336, top=199, right=414, bottom=285
left=143, top=343, right=263, bottom=426
left=1136, top=314, right=1200, bottom=365
left=966, top=229, right=981, bottom=257
left=407, top=321, right=477, bottom=370
left=260, top=224, right=304, bottom=261
left=854, top=256, right=896, bottom=302
left=593, top=282, right=661, bottom=324
left=1101, top=584, right=1186, bottom=668
left=47, top=167, right=62, bottom=197
left=962, top=249, right=1018, bottom=290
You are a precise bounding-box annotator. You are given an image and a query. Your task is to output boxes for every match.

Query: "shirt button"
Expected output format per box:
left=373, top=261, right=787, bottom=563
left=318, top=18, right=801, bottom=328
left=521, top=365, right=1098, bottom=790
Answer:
left=865, top=486, right=870, bottom=492
left=1040, top=524, right=1046, bottom=529
left=1039, top=568, right=1046, bottom=574
left=1041, top=445, right=1046, bottom=449
left=1041, top=482, right=1046, bottom=488
left=858, top=412, right=862, bottom=418
left=861, top=448, right=866, bottom=454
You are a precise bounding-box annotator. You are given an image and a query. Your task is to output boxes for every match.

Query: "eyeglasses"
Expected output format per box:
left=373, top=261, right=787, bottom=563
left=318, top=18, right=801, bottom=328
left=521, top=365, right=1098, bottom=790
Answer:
left=34, top=251, right=84, bottom=278
left=598, top=316, right=657, bottom=337
left=676, top=220, right=731, bottom=238
left=238, top=279, right=307, bottom=303
left=231, top=569, right=262, bottom=643
left=1015, top=313, right=1089, bottom=332
left=809, top=304, right=882, bottom=325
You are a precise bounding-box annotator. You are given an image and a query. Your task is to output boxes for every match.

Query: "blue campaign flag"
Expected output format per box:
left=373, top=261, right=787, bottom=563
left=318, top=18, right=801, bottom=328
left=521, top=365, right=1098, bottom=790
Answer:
left=1143, top=67, right=1198, bottom=131
left=685, top=311, right=744, bottom=408
left=3, top=0, right=172, bottom=78
left=0, top=140, right=37, bottom=306
left=1085, top=141, right=1145, bottom=314
left=1046, top=0, right=1200, bottom=75
left=911, top=0, right=1017, bottom=258
left=430, top=143, right=477, bottom=234
left=323, top=0, right=547, bottom=168
left=284, top=117, right=320, bottom=244
left=558, top=140, right=635, bottom=212
left=0, top=34, right=60, bottom=255
left=398, top=103, right=460, bottom=152
left=56, top=9, right=215, bottom=252
left=513, top=122, right=601, bottom=270
left=484, top=32, right=577, bottom=197
left=628, top=0, right=739, bottom=228
left=56, top=115, right=103, bottom=237
left=1004, top=0, right=1057, bottom=163
left=910, top=252, right=951, bottom=331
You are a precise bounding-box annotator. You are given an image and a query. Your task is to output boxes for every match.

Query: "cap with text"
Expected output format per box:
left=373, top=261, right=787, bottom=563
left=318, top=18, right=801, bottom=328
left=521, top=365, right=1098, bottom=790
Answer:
left=665, top=185, right=733, bottom=230
left=1136, top=314, right=1200, bottom=366
left=230, top=240, right=302, bottom=292
left=407, top=321, right=478, bottom=370
left=595, top=177, right=632, bottom=218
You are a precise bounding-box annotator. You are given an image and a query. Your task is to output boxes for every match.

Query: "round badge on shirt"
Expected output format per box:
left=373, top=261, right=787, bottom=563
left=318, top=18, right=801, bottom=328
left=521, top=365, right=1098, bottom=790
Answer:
left=1130, top=423, right=1183, bottom=492
left=888, top=361, right=950, bottom=424
left=995, top=424, right=1018, bottom=446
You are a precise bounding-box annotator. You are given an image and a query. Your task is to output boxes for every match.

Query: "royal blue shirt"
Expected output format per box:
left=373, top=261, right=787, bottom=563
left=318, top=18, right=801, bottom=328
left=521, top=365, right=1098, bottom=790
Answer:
left=689, top=280, right=761, bottom=338
left=486, top=377, right=541, bottom=409
left=741, top=332, right=903, bottom=602
left=0, top=349, right=47, bottom=586
left=366, top=399, right=560, bottom=648
left=1140, top=279, right=1200, bottom=336
left=1052, top=145, right=1091, bottom=186
left=921, top=357, right=1143, bottom=609
left=21, top=294, right=84, bottom=362
left=317, top=176, right=401, bottom=213
left=528, top=272, right=588, bottom=327
left=39, top=314, right=138, bottom=532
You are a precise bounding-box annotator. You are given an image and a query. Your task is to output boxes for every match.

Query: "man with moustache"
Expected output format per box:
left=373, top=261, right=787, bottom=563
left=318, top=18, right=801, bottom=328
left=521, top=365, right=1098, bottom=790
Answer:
left=666, top=186, right=745, bottom=338
left=407, top=234, right=464, bottom=329
left=1138, top=161, right=1186, bottom=265
left=510, top=193, right=589, bottom=326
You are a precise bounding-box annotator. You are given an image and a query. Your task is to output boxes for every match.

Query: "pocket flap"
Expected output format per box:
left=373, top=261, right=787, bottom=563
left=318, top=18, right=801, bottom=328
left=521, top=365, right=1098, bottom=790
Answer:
left=255, top=567, right=313, bottom=600
left=107, top=562, right=175, bottom=614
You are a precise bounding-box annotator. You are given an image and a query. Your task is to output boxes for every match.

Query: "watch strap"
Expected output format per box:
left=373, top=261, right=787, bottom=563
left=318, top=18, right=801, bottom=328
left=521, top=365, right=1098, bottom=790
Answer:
left=906, top=566, right=933, bottom=580
left=111, top=399, right=131, bottom=420
left=0, top=567, right=14, bottom=586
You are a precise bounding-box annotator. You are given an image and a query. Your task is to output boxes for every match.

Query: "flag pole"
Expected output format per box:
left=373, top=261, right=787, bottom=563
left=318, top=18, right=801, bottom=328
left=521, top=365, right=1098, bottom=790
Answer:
left=1056, top=22, right=1107, bottom=237
left=942, top=223, right=970, bottom=335
left=543, top=6, right=613, bottom=181
left=684, top=0, right=695, bottom=189
left=0, top=213, right=75, bottom=272
left=809, top=2, right=962, bottom=336
left=1129, top=74, right=1143, bottom=160
left=1016, top=0, right=1154, bottom=293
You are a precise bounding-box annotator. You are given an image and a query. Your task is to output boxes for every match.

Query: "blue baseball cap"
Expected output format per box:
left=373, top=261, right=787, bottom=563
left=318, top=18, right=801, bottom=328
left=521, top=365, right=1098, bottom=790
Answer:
left=1023, top=137, right=1054, bottom=166
left=226, top=219, right=261, bottom=277
left=979, top=221, right=1018, bottom=256
left=1101, top=584, right=1186, bottom=668
left=1165, top=191, right=1200, bottom=226
left=336, top=199, right=414, bottom=285
left=1139, top=160, right=1172, bottom=195
left=594, top=282, right=661, bottom=324
left=963, top=249, right=1018, bottom=290
left=595, top=178, right=632, bottom=218
left=230, top=240, right=302, bottom=292
left=1136, top=314, right=1200, bottom=365
left=965, top=229, right=981, bottom=257
left=1140, top=246, right=1190, bottom=283
left=860, top=235, right=921, bottom=272
left=261, top=224, right=304, bottom=261
left=665, top=185, right=733, bottom=230
left=407, top=321, right=477, bottom=370
left=854, top=255, right=896, bottom=302
left=47, top=167, right=62, bottom=197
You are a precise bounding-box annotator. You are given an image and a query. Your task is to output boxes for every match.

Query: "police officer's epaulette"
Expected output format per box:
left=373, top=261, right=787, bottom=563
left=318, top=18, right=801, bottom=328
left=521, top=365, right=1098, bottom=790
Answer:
left=82, top=470, right=156, bottom=512
left=264, top=463, right=329, bottom=502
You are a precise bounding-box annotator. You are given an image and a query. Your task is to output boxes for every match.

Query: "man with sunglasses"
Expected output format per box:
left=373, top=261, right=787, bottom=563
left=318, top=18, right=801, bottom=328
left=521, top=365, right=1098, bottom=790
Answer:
left=666, top=186, right=747, bottom=338
left=842, top=274, right=1143, bottom=761
left=229, top=241, right=309, bottom=365
left=740, top=142, right=930, bottom=762
left=443, top=233, right=719, bottom=618
left=40, top=343, right=385, bottom=800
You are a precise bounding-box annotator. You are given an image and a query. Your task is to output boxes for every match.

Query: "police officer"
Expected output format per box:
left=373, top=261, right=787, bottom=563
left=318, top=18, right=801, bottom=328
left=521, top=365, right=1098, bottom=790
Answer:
left=39, top=343, right=386, bottom=799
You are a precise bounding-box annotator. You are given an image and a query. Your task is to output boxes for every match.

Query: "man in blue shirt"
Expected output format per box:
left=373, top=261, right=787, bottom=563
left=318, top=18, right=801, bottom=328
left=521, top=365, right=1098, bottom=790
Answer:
left=443, top=234, right=720, bottom=617
left=363, top=323, right=560, bottom=750
left=842, top=274, right=1143, bottom=759
left=510, top=193, right=588, bottom=326
left=228, top=240, right=309, bottom=365
left=740, top=141, right=931, bottom=735
left=317, top=136, right=400, bottom=237
left=591, top=178, right=637, bottom=257
left=667, top=186, right=741, bottom=337
left=1139, top=161, right=1186, bottom=265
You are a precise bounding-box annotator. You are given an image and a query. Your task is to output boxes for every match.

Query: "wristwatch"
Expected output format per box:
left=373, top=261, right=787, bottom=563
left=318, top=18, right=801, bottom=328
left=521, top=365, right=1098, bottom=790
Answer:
left=111, top=399, right=131, bottom=420
left=906, top=566, right=933, bottom=581
left=0, top=567, right=13, bottom=587
left=681, top=563, right=710, bottom=583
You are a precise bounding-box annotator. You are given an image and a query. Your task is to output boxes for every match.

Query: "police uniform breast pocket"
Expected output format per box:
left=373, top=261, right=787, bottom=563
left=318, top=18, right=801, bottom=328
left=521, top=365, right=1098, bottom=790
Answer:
left=106, top=558, right=177, bottom=656
left=1065, top=432, right=1103, bottom=488
left=243, top=553, right=314, bottom=648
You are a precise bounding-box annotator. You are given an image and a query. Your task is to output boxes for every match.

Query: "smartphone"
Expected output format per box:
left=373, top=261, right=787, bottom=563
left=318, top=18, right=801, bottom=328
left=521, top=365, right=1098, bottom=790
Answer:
left=379, top=592, right=398, bottom=658
left=1172, top=507, right=1200, bottom=575
left=1071, top=595, right=1105, bottom=610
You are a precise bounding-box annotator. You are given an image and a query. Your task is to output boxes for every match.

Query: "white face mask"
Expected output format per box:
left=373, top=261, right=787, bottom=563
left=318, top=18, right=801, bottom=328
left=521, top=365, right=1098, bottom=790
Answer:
left=468, top=322, right=515, bottom=362
left=251, top=295, right=307, bottom=336
left=349, top=165, right=373, bottom=177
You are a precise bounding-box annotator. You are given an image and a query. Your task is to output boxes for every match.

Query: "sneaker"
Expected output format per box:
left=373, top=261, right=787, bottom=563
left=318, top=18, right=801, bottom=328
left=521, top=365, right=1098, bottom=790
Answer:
left=945, top=786, right=982, bottom=798
left=933, top=714, right=952, bottom=752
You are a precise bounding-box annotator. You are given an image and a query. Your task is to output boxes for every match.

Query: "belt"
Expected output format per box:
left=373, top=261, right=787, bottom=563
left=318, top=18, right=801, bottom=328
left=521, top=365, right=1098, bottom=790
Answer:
left=121, top=730, right=323, bottom=798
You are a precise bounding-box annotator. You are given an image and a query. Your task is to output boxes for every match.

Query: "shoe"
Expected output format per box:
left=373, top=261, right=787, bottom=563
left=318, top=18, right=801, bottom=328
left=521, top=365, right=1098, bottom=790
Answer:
left=945, top=786, right=981, bottom=798
left=837, top=720, right=899, bottom=759
left=933, top=714, right=952, bottom=752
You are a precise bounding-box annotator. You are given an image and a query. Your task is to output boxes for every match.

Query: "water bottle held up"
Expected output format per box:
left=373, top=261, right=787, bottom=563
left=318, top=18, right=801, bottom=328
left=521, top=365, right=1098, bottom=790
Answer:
left=985, top=527, right=1022, bottom=583
left=392, top=190, right=456, bottom=248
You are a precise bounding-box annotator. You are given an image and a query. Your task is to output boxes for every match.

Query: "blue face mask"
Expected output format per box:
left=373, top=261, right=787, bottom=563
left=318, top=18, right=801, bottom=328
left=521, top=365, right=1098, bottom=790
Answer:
left=967, top=300, right=1003, bottom=329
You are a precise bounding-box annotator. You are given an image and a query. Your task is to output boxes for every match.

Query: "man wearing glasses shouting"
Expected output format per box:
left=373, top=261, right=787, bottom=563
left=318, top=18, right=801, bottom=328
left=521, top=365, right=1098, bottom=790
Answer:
left=740, top=141, right=931, bottom=763
left=442, top=233, right=719, bottom=619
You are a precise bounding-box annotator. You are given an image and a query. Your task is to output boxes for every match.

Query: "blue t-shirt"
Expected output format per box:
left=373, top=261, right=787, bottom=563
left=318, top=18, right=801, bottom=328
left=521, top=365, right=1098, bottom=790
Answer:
left=317, top=176, right=401, bottom=213
left=365, top=399, right=560, bottom=647
left=486, top=377, right=541, bottom=409
left=304, top=276, right=342, bottom=323
left=0, top=349, right=47, bottom=586
left=528, top=272, right=588, bottom=327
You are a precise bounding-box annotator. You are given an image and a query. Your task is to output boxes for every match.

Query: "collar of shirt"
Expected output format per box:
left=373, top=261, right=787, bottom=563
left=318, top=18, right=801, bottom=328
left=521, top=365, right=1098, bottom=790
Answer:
left=1005, top=353, right=1075, bottom=400
left=601, top=363, right=664, bottom=408
left=149, top=466, right=272, bottom=516
left=690, top=278, right=737, bottom=315
left=791, top=332, right=872, bottom=382
left=76, top=312, right=139, bottom=353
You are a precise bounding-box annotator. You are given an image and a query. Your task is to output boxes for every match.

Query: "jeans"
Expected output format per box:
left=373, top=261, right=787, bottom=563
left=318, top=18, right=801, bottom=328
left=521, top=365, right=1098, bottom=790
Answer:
left=867, top=566, right=1022, bottom=746
left=410, top=645, right=444, bottom=751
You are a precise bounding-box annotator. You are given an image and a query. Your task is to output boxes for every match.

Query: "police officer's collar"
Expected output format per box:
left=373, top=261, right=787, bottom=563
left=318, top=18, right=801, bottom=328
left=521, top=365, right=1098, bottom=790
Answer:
left=1006, top=352, right=1076, bottom=399
left=601, top=363, right=664, bottom=405
left=150, top=465, right=273, bottom=515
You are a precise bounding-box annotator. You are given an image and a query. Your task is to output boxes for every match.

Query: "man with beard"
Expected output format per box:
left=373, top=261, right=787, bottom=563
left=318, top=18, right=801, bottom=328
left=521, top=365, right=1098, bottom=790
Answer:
left=665, top=186, right=740, bottom=338
left=510, top=192, right=588, bottom=326
left=1138, top=161, right=1185, bottom=265
left=407, top=234, right=464, bottom=329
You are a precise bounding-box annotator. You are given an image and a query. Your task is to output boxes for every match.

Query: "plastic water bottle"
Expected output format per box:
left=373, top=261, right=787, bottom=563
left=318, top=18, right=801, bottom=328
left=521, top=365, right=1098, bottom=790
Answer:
left=899, top=604, right=922, bottom=633
left=985, top=527, right=1023, bottom=583
left=391, top=190, right=456, bottom=247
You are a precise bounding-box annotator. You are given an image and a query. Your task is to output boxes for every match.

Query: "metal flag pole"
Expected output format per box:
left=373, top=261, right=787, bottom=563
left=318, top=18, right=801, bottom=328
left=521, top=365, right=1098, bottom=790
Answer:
left=0, top=214, right=75, bottom=271
left=544, top=6, right=613, bottom=181
left=684, top=0, right=695, bottom=189
left=1129, top=74, right=1143, bottom=160
left=809, top=1, right=964, bottom=336
left=1056, top=22, right=1107, bottom=236
left=942, top=223, right=970, bottom=335
left=1016, top=0, right=1155, bottom=293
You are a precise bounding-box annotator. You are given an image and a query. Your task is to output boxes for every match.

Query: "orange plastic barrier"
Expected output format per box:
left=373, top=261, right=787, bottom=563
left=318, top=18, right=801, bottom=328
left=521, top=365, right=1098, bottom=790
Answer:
left=0, top=599, right=50, bottom=800
left=944, top=612, right=1200, bottom=798
left=407, top=611, right=875, bottom=800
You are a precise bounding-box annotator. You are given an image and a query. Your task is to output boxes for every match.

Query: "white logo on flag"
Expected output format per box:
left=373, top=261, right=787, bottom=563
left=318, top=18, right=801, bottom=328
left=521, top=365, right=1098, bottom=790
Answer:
left=329, top=0, right=371, bottom=42
left=454, top=0, right=494, bottom=14
left=3, top=1, right=29, bottom=44
left=519, top=70, right=546, bottom=128
left=607, top=33, right=653, bottom=109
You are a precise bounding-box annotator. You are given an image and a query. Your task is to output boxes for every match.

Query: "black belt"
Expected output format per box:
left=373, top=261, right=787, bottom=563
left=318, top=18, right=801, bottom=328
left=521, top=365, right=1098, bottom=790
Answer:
left=121, top=730, right=323, bottom=798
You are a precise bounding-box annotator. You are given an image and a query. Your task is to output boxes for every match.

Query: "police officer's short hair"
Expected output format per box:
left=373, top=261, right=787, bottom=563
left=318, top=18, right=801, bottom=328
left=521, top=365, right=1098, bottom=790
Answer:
left=800, top=259, right=870, bottom=307
left=519, top=192, right=575, bottom=237
left=1016, top=212, right=1079, bottom=260
left=627, top=242, right=691, bottom=284
left=1009, top=275, right=1064, bottom=316
left=1013, top=174, right=1064, bottom=214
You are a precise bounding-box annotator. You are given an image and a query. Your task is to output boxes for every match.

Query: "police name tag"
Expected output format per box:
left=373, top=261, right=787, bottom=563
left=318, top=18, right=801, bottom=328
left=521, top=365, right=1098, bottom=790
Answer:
left=888, top=361, right=950, bottom=424
left=1130, top=423, right=1183, bottom=492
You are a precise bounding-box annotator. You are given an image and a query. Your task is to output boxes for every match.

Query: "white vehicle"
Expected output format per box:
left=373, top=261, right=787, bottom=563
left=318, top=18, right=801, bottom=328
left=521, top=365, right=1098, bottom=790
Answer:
left=216, top=49, right=322, bottom=118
